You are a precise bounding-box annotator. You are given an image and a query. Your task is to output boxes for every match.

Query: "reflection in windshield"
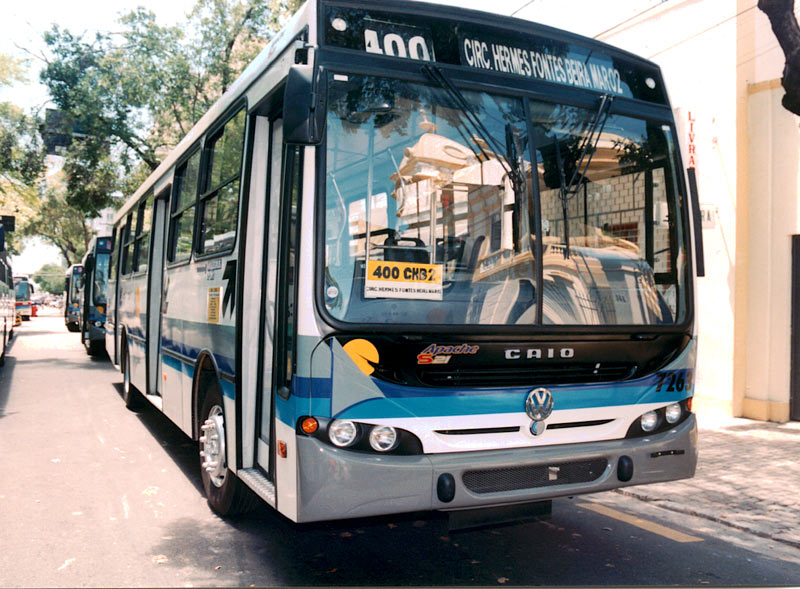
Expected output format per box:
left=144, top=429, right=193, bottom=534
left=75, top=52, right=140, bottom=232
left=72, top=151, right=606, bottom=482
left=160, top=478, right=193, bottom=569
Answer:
left=323, top=74, right=686, bottom=326
left=530, top=101, right=685, bottom=324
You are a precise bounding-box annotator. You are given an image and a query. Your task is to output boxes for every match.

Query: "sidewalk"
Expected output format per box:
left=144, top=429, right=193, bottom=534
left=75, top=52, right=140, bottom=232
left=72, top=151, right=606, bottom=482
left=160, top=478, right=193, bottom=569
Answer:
left=610, top=408, right=800, bottom=548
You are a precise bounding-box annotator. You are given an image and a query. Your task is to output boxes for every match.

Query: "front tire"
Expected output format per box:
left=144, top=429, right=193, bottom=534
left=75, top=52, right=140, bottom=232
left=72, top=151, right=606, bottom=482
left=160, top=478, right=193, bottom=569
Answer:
left=199, top=382, right=257, bottom=516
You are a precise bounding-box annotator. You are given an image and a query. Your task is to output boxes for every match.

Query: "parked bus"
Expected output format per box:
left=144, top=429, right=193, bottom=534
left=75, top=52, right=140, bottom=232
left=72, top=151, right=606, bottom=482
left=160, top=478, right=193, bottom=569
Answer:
left=0, top=252, right=14, bottom=365
left=79, top=237, right=111, bottom=356
left=64, top=264, right=83, bottom=332
left=13, top=276, right=34, bottom=322
left=107, top=0, right=704, bottom=523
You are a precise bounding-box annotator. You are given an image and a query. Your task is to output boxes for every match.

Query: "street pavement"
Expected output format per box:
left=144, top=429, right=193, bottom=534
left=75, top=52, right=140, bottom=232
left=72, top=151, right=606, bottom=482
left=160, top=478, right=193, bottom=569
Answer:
left=604, top=407, right=800, bottom=550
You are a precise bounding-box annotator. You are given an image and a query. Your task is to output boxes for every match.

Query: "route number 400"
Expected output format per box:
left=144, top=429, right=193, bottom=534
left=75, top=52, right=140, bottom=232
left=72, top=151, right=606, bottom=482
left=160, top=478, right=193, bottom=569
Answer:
left=655, top=369, right=694, bottom=393
left=364, top=29, right=433, bottom=61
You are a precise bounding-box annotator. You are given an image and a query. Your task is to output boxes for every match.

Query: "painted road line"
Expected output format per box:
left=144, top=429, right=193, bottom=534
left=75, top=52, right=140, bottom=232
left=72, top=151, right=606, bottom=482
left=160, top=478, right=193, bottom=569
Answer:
left=577, top=502, right=703, bottom=543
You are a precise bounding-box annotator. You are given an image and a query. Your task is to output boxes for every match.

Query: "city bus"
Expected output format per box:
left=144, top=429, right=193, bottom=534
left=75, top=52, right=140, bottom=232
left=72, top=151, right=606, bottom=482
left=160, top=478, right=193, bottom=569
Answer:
left=0, top=252, right=15, bottom=365
left=79, top=237, right=111, bottom=356
left=107, top=0, right=704, bottom=523
left=13, top=276, right=34, bottom=322
left=64, top=264, right=83, bottom=332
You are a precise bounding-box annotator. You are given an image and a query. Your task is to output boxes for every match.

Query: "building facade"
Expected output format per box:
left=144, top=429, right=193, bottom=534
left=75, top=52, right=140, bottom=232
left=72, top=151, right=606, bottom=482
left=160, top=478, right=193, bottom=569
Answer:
left=590, top=0, right=799, bottom=421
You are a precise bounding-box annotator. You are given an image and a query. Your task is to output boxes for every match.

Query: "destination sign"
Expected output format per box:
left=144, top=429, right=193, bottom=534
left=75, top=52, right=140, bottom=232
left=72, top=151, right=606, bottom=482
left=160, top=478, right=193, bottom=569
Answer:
left=321, top=3, right=668, bottom=105
left=459, top=35, right=625, bottom=95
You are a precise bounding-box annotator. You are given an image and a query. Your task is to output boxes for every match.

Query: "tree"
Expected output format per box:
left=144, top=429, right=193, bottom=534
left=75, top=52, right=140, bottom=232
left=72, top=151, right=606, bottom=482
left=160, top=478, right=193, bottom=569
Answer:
left=40, top=0, right=303, bottom=179
left=758, top=0, right=800, bottom=116
left=0, top=53, right=47, bottom=254
left=32, top=263, right=66, bottom=294
left=21, top=186, right=91, bottom=265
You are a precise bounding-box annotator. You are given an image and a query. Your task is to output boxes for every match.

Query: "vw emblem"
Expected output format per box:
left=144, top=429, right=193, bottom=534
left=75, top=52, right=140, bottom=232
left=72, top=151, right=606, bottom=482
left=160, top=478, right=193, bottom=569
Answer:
left=525, top=387, right=554, bottom=422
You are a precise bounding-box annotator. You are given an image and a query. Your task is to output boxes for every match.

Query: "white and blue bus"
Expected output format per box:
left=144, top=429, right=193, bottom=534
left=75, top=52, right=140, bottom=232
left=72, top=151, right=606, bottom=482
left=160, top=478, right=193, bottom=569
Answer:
left=107, top=0, right=704, bottom=523
left=0, top=252, right=15, bottom=365
left=79, top=237, right=112, bottom=356
left=64, top=264, right=83, bottom=333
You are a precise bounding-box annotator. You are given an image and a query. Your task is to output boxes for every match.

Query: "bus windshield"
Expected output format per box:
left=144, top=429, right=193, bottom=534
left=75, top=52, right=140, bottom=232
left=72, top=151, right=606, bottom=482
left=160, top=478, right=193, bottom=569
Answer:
left=323, top=73, right=686, bottom=327
left=15, top=281, right=29, bottom=300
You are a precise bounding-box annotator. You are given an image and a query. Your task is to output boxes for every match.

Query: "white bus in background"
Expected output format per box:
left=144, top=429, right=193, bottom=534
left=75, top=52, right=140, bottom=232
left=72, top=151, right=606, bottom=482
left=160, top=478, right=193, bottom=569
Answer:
left=106, top=0, right=703, bottom=525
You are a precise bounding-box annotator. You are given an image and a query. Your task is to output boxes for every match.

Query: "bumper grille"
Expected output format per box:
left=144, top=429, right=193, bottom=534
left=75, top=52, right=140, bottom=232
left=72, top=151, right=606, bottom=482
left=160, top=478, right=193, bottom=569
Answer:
left=417, top=363, right=635, bottom=387
left=462, top=458, right=608, bottom=494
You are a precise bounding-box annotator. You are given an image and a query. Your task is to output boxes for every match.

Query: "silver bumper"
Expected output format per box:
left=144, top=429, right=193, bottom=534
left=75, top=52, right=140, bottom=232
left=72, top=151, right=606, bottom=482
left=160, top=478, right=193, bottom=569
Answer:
left=295, top=415, right=697, bottom=522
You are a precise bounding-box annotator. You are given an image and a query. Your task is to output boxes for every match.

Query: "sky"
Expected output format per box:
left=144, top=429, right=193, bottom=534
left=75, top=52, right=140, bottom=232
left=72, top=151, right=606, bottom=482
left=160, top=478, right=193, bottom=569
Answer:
left=1, top=0, right=658, bottom=274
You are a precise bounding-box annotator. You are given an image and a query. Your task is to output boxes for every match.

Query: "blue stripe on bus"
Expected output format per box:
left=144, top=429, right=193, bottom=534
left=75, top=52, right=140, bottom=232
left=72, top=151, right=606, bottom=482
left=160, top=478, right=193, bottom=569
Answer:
left=160, top=335, right=236, bottom=376
left=287, top=370, right=693, bottom=421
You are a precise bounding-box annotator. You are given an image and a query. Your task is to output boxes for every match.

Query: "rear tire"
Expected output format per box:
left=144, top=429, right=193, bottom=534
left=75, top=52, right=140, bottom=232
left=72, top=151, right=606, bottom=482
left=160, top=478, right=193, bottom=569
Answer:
left=199, top=381, right=258, bottom=516
left=122, top=341, right=139, bottom=409
left=87, top=339, right=105, bottom=357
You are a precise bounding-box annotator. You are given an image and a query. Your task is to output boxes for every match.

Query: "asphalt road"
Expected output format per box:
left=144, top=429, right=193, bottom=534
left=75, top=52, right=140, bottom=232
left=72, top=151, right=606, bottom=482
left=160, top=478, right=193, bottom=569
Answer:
left=1, top=309, right=799, bottom=587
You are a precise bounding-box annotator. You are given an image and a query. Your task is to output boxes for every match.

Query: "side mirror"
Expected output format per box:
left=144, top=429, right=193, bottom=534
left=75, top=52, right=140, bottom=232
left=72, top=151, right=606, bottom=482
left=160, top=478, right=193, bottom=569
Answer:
left=284, top=65, right=326, bottom=145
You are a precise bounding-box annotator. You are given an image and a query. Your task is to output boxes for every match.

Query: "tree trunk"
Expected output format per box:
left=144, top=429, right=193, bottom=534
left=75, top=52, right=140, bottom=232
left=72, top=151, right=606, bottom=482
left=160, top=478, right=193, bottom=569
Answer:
left=759, top=0, right=800, bottom=115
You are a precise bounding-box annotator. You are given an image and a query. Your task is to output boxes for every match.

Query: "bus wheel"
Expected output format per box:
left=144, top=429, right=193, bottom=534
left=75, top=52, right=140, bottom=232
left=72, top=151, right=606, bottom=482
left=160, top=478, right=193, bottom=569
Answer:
left=67, top=322, right=80, bottom=333
left=87, top=340, right=105, bottom=357
left=199, top=382, right=257, bottom=516
left=122, top=343, right=139, bottom=409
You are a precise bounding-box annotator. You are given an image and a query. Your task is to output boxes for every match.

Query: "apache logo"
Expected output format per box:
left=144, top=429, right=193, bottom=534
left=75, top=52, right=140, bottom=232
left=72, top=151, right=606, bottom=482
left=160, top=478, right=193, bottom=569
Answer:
left=417, top=343, right=479, bottom=365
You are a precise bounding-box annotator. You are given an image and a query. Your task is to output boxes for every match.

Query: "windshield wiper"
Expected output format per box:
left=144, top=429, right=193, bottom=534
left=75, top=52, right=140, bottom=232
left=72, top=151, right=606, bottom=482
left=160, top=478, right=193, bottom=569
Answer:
left=422, top=64, right=527, bottom=250
left=556, top=93, right=613, bottom=258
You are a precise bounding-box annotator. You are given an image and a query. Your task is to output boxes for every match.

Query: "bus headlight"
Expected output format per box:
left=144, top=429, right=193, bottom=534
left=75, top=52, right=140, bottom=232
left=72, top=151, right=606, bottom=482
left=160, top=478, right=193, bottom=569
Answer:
left=665, top=403, right=682, bottom=424
left=369, top=425, right=398, bottom=452
left=328, top=420, right=359, bottom=447
left=640, top=410, right=660, bottom=432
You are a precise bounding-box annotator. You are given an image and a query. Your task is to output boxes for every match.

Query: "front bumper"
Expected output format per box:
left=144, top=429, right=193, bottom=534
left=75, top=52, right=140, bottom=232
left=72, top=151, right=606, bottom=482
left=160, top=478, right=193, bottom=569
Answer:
left=295, top=415, right=697, bottom=522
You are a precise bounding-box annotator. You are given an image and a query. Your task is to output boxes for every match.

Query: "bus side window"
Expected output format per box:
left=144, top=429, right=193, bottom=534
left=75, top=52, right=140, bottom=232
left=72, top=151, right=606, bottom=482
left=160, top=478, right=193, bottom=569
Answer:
left=198, top=107, right=245, bottom=255
left=169, top=148, right=201, bottom=263
left=110, top=228, right=118, bottom=282
left=121, top=214, right=135, bottom=275
left=133, top=193, right=153, bottom=273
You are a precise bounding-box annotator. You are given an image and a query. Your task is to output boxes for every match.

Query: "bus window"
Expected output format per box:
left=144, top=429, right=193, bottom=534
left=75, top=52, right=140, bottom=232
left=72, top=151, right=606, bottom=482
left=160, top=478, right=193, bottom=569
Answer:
left=169, top=149, right=201, bottom=262
left=530, top=102, right=686, bottom=325
left=133, top=193, right=153, bottom=273
left=121, top=214, right=135, bottom=275
left=199, top=108, right=245, bottom=255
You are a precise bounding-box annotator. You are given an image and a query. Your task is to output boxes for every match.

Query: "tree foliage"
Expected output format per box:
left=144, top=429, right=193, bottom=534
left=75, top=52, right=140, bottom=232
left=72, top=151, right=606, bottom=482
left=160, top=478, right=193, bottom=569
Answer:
left=7, top=0, right=303, bottom=261
left=32, top=262, right=67, bottom=294
left=758, top=0, right=800, bottom=116
left=21, top=186, right=90, bottom=265
left=40, top=0, right=303, bottom=179
left=0, top=54, right=47, bottom=254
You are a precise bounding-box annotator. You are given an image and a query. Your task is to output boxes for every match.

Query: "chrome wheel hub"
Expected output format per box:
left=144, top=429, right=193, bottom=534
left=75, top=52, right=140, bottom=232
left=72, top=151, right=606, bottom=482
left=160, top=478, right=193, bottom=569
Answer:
left=200, top=405, right=227, bottom=488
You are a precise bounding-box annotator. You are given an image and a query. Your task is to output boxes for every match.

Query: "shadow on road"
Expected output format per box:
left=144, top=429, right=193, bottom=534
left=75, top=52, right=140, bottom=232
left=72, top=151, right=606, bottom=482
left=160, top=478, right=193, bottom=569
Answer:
left=112, top=382, right=206, bottom=496
left=0, top=354, right=17, bottom=420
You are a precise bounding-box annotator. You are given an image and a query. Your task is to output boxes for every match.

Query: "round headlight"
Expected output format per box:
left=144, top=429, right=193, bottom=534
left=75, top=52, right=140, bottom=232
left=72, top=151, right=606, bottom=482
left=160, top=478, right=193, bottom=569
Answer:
left=640, top=410, right=660, bottom=432
left=665, top=403, right=682, bottom=424
left=369, top=425, right=398, bottom=452
left=328, top=420, right=358, bottom=447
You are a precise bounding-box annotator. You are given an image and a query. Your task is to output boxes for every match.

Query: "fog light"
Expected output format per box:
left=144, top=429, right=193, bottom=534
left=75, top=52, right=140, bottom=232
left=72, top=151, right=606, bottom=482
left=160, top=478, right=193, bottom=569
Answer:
left=640, top=410, right=659, bottom=432
left=665, top=403, right=682, bottom=424
left=329, top=420, right=358, bottom=447
left=95, top=321, right=104, bottom=328
left=369, top=425, right=398, bottom=452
